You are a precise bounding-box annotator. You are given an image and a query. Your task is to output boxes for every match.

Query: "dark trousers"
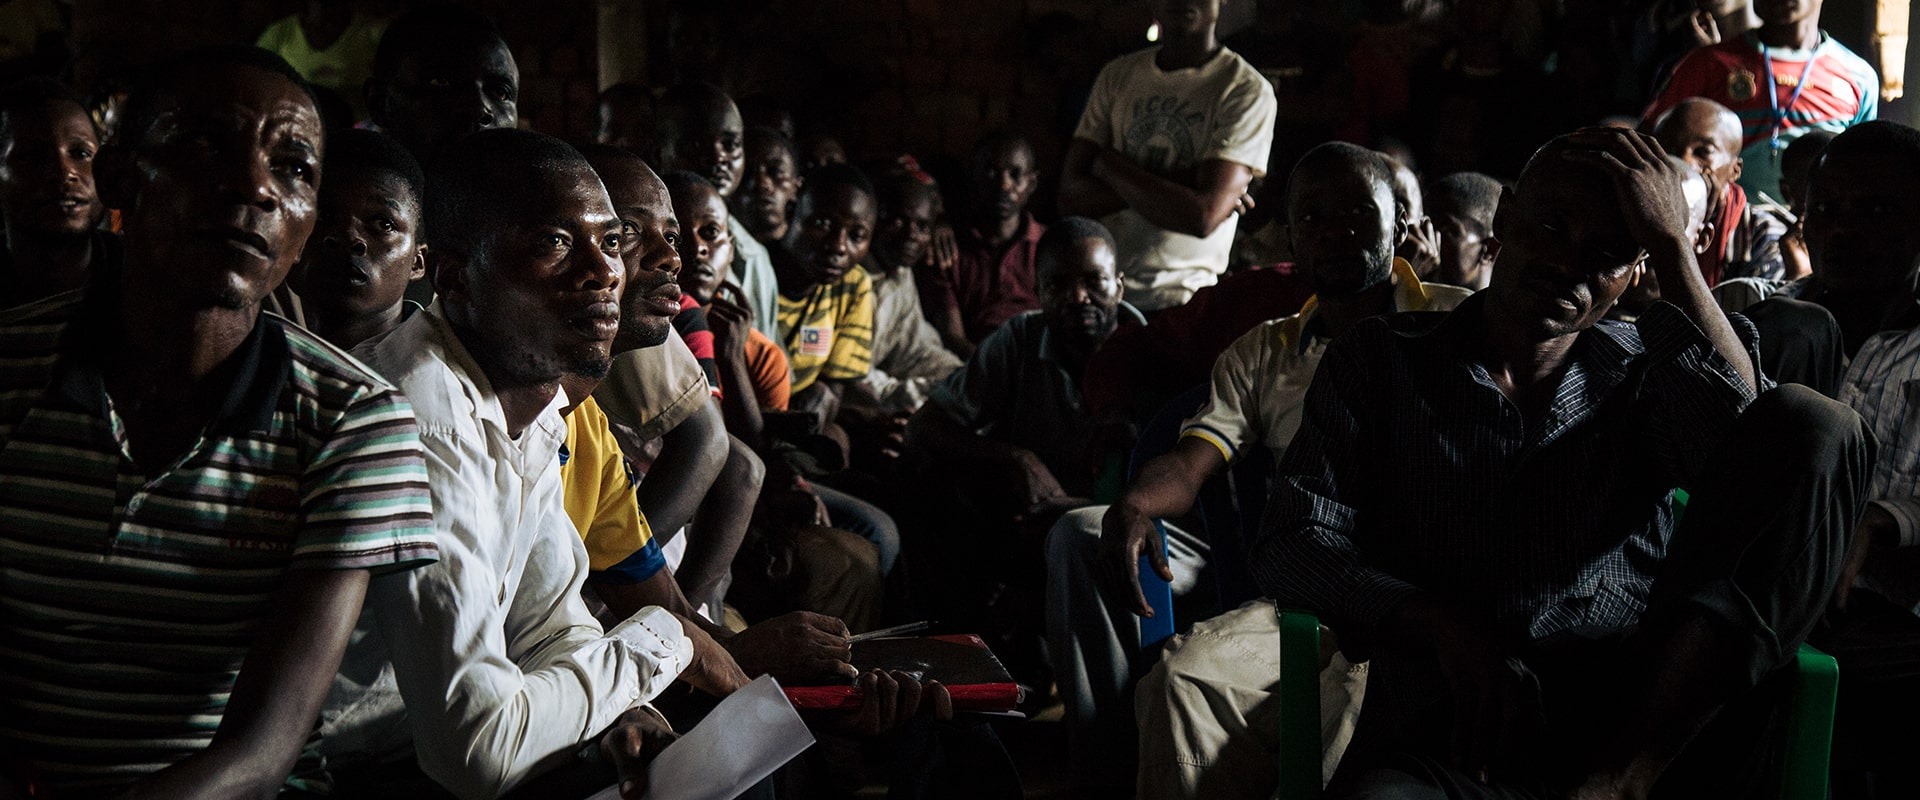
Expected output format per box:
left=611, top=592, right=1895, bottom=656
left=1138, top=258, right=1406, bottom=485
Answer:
left=1328, top=385, right=1874, bottom=799
left=1818, top=589, right=1920, bottom=799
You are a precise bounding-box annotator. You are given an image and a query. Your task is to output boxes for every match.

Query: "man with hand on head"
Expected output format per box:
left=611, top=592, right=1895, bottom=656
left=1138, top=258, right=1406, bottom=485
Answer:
left=0, top=46, right=437, bottom=798
left=1261, top=128, right=1868, bottom=799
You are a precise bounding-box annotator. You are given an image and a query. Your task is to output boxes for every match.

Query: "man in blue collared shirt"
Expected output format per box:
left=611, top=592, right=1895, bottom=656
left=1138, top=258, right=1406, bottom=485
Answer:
left=1257, top=128, right=1871, bottom=799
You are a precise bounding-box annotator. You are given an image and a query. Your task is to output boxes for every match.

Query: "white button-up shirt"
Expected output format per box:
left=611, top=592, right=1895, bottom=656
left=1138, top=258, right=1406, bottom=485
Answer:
left=320, top=306, right=692, bottom=799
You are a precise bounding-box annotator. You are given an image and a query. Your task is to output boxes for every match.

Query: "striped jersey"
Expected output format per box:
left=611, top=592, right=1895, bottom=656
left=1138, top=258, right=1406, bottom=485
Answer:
left=0, top=288, right=437, bottom=793
left=775, top=266, right=876, bottom=394
left=1646, top=31, right=1878, bottom=201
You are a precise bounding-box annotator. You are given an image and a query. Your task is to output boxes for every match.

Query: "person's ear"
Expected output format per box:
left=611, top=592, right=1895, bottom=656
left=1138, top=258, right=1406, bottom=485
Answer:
left=429, top=247, right=467, bottom=303
left=411, top=244, right=429, bottom=282
left=1729, top=155, right=1743, bottom=183
left=1477, top=235, right=1500, bottom=268
left=1694, top=219, right=1717, bottom=257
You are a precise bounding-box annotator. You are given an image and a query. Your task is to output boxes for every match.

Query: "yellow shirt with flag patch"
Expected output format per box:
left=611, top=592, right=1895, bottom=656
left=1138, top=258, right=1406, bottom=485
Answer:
left=775, top=267, right=876, bottom=394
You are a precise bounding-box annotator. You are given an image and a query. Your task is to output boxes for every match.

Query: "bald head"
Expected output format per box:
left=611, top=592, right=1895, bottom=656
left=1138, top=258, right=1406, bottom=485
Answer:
left=1653, top=98, right=1743, bottom=198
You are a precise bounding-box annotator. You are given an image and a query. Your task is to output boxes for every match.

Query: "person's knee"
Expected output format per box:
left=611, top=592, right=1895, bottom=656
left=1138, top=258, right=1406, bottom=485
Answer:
left=723, top=436, right=766, bottom=495
left=1045, top=506, right=1105, bottom=574
left=1325, top=754, right=1453, bottom=800
left=1744, top=384, right=1871, bottom=466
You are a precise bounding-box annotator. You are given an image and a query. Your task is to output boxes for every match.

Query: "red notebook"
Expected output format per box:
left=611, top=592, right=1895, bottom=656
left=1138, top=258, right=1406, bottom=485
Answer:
left=782, top=634, right=1022, bottom=713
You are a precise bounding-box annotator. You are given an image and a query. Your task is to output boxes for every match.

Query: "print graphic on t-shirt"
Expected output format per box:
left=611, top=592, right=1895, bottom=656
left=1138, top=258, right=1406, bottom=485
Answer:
left=1124, top=95, right=1205, bottom=175
left=799, top=326, right=833, bottom=356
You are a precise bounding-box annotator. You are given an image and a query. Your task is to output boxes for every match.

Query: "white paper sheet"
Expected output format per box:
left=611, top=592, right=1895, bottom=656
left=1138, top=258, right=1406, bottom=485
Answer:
left=588, top=674, right=816, bottom=800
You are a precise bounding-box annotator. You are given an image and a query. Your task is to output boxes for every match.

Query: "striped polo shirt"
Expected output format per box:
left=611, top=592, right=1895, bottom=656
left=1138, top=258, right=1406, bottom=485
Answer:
left=0, top=287, right=438, bottom=793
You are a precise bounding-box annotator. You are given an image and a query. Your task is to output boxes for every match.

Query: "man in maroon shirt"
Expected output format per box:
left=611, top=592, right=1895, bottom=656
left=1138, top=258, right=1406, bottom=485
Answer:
left=916, top=131, right=1045, bottom=359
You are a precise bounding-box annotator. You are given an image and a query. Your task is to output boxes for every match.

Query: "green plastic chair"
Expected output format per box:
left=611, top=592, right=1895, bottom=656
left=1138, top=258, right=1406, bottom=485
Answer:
left=1272, top=489, right=1840, bottom=799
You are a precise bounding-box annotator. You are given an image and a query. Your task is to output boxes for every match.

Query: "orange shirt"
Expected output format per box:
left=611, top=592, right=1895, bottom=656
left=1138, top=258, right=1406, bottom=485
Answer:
left=744, top=329, right=791, bottom=411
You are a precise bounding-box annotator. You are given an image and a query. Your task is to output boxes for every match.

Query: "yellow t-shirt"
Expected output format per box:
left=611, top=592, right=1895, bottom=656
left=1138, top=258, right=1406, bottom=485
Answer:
left=255, top=13, right=388, bottom=120
left=560, top=395, right=664, bottom=582
left=775, top=267, right=875, bottom=394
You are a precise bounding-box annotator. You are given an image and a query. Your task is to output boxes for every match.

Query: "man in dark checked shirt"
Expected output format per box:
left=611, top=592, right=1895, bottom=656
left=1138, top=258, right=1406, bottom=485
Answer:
left=1254, top=127, right=1873, bottom=799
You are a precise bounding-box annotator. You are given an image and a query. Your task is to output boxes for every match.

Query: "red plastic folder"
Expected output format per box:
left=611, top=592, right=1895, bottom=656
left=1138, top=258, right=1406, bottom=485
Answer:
left=782, top=634, right=1022, bottom=713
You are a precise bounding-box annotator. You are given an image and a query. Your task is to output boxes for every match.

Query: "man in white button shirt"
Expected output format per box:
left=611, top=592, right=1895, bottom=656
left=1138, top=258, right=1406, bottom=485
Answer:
left=318, top=129, right=741, bottom=799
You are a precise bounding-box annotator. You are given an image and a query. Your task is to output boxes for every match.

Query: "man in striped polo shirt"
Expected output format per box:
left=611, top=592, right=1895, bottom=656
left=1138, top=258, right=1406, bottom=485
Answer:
left=1645, top=0, right=1878, bottom=202
left=0, top=47, right=438, bottom=796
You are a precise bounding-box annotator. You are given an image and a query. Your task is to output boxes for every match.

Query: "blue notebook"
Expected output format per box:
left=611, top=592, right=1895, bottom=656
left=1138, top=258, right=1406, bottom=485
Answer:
left=1138, top=521, right=1176, bottom=646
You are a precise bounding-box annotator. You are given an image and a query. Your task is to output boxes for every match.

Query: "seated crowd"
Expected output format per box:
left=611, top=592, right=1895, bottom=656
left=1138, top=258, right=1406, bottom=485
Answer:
left=1, top=0, right=1917, bottom=798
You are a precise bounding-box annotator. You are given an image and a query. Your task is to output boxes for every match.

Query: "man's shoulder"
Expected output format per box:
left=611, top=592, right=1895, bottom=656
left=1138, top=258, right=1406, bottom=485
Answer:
left=353, top=311, right=471, bottom=432
left=0, top=292, right=80, bottom=394
left=0, top=288, right=82, bottom=323
left=982, top=310, right=1047, bottom=352
left=1343, top=306, right=1459, bottom=350
left=837, top=265, right=875, bottom=294
left=1671, top=40, right=1756, bottom=79
left=1214, top=46, right=1274, bottom=89
left=1821, top=35, right=1880, bottom=85
left=1852, top=323, right=1920, bottom=375
left=729, top=215, right=771, bottom=259
left=276, top=313, right=404, bottom=400
left=1100, top=46, right=1162, bottom=76
left=1419, top=284, right=1475, bottom=312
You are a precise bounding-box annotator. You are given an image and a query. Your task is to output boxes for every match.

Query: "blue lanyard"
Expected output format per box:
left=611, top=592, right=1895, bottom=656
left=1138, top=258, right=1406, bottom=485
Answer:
left=1762, top=37, right=1825, bottom=156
